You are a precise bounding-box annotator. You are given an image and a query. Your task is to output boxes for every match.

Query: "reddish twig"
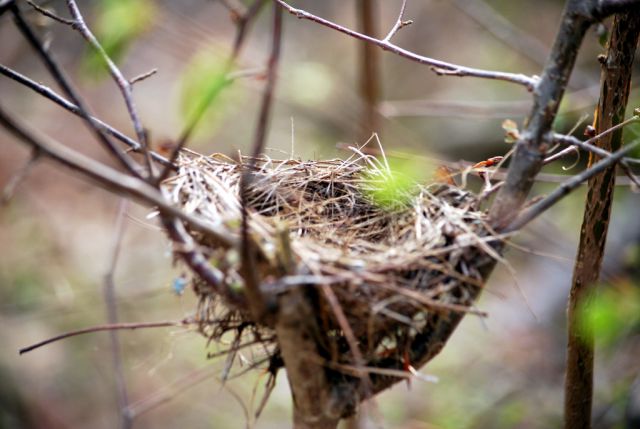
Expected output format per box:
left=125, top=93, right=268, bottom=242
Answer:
left=19, top=320, right=189, bottom=355
left=129, top=68, right=158, bottom=85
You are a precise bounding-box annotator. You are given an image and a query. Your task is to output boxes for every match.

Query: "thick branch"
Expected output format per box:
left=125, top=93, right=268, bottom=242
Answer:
left=490, top=0, right=596, bottom=227
left=565, top=10, right=640, bottom=429
left=357, top=0, right=382, bottom=138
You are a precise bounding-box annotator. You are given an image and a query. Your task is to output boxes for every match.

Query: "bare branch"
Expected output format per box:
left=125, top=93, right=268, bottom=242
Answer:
left=239, top=3, right=283, bottom=322
left=0, top=106, right=237, bottom=248
left=19, top=320, right=189, bottom=354
left=104, top=200, right=132, bottom=429
left=0, top=64, right=173, bottom=168
left=506, top=137, right=640, bottom=232
left=155, top=0, right=267, bottom=184
left=489, top=1, right=594, bottom=227
left=1, top=149, right=40, bottom=205
left=65, top=0, right=153, bottom=178
left=274, top=0, right=538, bottom=90
left=451, top=0, right=593, bottom=89
left=129, top=68, right=158, bottom=85
left=552, top=130, right=640, bottom=187
left=382, top=0, right=411, bottom=42
left=25, top=0, right=75, bottom=25
left=9, top=3, right=143, bottom=177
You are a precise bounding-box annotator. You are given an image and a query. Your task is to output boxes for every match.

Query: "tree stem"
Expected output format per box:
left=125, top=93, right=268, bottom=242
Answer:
left=564, top=9, right=640, bottom=429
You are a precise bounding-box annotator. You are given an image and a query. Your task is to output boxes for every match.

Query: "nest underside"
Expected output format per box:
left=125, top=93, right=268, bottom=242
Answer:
left=162, top=148, right=494, bottom=380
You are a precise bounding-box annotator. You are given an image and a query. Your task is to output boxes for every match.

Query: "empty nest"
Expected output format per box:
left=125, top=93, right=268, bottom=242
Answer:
left=162, top=147, right=496, bottom=386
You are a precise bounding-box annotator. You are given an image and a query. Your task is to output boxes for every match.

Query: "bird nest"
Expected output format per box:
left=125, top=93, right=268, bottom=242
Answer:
left=161, top=148, right=496, bottom=393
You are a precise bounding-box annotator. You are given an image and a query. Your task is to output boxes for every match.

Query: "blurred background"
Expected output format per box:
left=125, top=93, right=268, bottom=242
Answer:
left=1, top=0, right=640, bottom=427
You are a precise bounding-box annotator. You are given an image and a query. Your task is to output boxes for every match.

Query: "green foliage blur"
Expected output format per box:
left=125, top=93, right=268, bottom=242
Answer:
left=179, top=51, right=234, bottom=138
left=82, top=0, right=156, bottom=77
left=364, top=156, right=433, bottom=210
left=578, top=282, right=640, bottom=348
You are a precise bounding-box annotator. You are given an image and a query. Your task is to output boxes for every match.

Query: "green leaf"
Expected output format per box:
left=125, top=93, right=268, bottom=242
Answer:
left=82, top=0, right=157, bottom=78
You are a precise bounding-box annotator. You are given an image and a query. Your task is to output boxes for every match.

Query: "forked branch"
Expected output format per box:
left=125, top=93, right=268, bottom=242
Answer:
left=274, top=0, right=538, bottom=90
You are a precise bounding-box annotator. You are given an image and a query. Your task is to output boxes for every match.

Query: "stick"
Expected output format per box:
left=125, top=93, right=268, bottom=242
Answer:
left=274, top=0, right=538, bottom=90
left=19, top=320, right=187, bottom=354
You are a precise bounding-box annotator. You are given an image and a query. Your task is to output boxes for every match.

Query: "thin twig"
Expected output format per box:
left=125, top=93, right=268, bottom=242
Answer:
left=65, top=0, right=153, bottom=178
left=129, top=68, right=158, bottom=85
left=274, top=0, right=538, bottom=90
left=155, top=0, right=267, bottom=184
left=552, top=131, right=640, bottom=187
left=506, top=137, right=640, bottom=232
left=489, top=0, right=640, bottom=228
left=231, top=0, right=268, bottom=57
left=0, top=106, right=237, bottom=248
left=451, top=0, right=593, bottom=89
left=9, top=3, right=143, bottom=177
left=104, top=200, right=132, bottom=429
left=382, top=0, right=411, bottom=42
left=1, top=149, right=40, bottom=205
left=19, top=320, right=190, bottom=354
left=239, top=3, right=283, bottom=321
left=25, top=0, right=75, bottom=25
left=0, top=64, right=173, bottom=168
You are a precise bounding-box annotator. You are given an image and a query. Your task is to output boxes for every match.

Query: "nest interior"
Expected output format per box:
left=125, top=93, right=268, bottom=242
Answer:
left=162, top=148, right=495, bottom=392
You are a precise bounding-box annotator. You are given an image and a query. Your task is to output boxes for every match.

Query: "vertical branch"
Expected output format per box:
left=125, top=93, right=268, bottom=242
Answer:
left=357, top=0, right=381, bottom=138
left=239, top=2, right=283, bottom=322
left=489, top=0, right=593, bottom=227
left=564, top=10, right=640, bottom=429
left=104, top=200, right=133, bottom=429
left=156, top=0, right=267, bottom=183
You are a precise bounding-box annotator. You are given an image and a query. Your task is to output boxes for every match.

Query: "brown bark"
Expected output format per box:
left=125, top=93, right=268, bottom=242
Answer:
left=357, top=0, right=381, bottom=138
left=564, top=9, right=640, bottom=429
